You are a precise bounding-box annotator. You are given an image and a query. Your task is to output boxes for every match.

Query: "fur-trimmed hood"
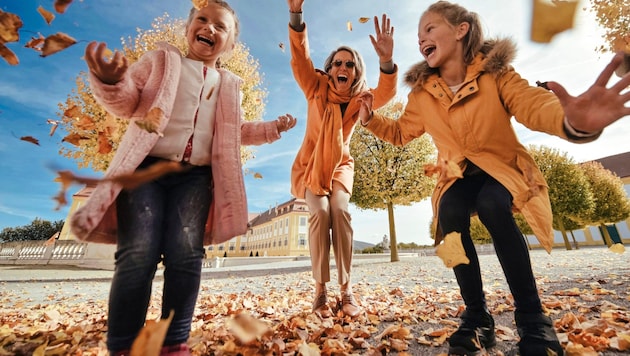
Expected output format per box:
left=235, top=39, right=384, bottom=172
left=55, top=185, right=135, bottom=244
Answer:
left=404, top=38, right=517, bottom=88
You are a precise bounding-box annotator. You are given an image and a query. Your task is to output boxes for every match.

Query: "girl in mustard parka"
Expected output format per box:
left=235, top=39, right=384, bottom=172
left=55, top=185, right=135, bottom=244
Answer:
left=358, top=1, right=630, bottom=355
left=287, top=0, right=397, bottom=318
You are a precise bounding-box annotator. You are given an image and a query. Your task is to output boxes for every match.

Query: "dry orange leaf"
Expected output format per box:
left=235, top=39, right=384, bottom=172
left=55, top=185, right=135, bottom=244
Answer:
left=346, top=21, right=353, bottom=31
left=62, top=132, right=87, bottom=146
left=24, top=34, right=45, bottom=50
left=192, top=0, right=209, bottom=10
left=97, top=132, right=112, bottom=154
left=530, top=0, right=579, bottom=43
left=40, top=32, right=76, bottom=57
left=135, top=107, right=164, bottom=136
left=435, top=232, right=470, bottom=268
left=358, top=17, right=370, bottom=23
left=0, top=42, right=18, bottom=65
left=130, top=310, right=174, bottom=356
left=47, top=119, right=59, bottom=136
left=54, top=0, right=74, bottom=14
left=53, top=161, right=187, bottom=209
left=37, top=6, right=55, bottom=25
left=253, top=172, right=263, bottom=179
left=226, top=312, right=271, bottom=344
left=0, top=10, right=22, bottom=43
left=20, top=136, right=40, bottom=145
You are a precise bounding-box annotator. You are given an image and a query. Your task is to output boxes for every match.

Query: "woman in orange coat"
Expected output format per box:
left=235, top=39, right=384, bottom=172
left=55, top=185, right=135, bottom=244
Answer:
left=287, top=0, right=397, bottom=318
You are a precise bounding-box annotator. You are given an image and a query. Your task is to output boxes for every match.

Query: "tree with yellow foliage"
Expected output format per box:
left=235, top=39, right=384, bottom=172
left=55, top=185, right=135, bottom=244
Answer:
left=58, top=14, right=267, bottom=172
left=350, top=99, right=436, bottom=262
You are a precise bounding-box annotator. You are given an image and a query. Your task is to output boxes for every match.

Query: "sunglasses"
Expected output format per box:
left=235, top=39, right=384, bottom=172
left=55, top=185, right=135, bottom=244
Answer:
left=332, top=60, right=355, bottom=69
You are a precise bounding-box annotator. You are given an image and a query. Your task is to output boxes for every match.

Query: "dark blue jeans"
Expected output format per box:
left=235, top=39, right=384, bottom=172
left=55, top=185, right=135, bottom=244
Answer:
left=107, top=157, right=212, bottom=352
left=438, top=172, right=543, bottom=314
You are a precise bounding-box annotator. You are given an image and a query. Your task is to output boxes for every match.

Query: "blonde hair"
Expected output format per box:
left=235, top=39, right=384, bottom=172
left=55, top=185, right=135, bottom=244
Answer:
left=323, top=46, right=368, bottom=96
left=423, top=1, right=483, bottom=64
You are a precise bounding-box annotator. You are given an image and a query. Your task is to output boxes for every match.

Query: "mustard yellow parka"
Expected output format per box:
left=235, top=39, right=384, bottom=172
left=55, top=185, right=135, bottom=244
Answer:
left=364, top=39, right=598, bottom=252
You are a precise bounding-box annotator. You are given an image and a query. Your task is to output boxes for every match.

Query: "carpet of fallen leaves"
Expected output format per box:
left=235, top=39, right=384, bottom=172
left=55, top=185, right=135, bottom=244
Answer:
left=0, top=247, right=628, bottom=355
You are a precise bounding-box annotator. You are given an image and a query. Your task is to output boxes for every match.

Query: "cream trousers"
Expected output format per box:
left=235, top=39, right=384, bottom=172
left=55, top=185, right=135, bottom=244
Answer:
left=305, top=181, right=353, bottom=286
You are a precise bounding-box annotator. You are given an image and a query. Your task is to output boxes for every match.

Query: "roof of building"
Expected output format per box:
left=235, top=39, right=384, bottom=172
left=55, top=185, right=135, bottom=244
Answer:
left=590, top=151, right=630, bottom=178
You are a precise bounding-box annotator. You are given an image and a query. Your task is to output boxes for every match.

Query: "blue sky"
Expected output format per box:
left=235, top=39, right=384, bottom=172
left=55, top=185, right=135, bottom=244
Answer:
left=1, top=0, right=628, bottom=245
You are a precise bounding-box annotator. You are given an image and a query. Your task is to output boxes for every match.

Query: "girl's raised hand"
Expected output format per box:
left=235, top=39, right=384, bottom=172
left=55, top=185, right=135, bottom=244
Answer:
left=357, top=91, right=375, bottom=126
left=547, top=52, right=630, bottom=134
left=84, top=41, right=128, bottom=85
left=276, top=114, right=297, bottom=133
left=369, top=14, right=394, bottom=63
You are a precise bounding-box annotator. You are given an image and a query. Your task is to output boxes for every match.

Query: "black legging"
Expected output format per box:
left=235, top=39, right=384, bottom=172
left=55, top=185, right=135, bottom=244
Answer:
left=438, top=172, right=543, bottom=314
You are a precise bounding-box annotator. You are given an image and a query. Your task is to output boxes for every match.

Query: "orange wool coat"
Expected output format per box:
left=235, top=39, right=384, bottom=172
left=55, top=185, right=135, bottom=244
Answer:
left=365, top=39, right=598, bottom=252
left=288, top=25, right=398, bottom=199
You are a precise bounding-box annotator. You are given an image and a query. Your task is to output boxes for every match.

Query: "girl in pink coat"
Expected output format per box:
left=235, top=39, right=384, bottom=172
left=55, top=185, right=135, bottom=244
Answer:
left=73, top=1, right=296, bottom=354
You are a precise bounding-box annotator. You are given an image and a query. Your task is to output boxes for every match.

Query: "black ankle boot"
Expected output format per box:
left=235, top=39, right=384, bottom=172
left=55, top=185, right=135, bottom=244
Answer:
left=515, top=312, right=564, bottom=356
left=448, top=308, right=496, bottom=355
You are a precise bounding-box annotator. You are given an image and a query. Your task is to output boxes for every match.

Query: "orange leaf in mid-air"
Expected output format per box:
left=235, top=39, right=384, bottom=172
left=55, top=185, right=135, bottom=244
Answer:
left=20, top=136, right=40, bottom=145
left=130, top=310, right=174, bottom=356
left=47, top=119, right=59, bottom=136
left=54, top=0, right=74, bottom=14
left=358, top=17, right=370, bottom=23
left=24, top=34, right=45, bottom=50
left=0, top=43, right=18, bottom=65
left=0, top=10, right=23, bottom=43
left=135, top=107, right=164, bottom=136
left=435, top=232, right=470, bottom=268
left=226, top=312, right=271, bottom=344
left=97, top=132, right=112, bottom=154
left=37, top=6, right=55, bottom=25
left=40, top=32, right=76, bottom=57
left=192, top=0, right=209, bottom=10
left=62, top=133, right=87, bottom=146
left=253, top=172, right=263, bottom=179
left=346, top=21, right=353, bottom=31
left=278, top=42, right=285, bottom=52
left=530, top=0, right=578, bottom=43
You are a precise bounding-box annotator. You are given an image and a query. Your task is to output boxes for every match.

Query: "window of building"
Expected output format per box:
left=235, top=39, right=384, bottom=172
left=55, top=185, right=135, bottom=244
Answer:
left=299, top=217, right=307, bottom=226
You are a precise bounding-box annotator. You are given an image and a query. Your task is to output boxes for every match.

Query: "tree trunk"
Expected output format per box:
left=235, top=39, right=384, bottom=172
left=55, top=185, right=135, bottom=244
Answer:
left=569, top=230, right=579, bottom=249
left=387, top=201, right=399, bottom=262
left=558, top=219, right=572, bottom=250
left=599, top=223, right=614, bottom=247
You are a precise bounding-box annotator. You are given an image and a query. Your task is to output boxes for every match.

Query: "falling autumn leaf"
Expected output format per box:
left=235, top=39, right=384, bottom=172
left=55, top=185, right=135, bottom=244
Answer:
left=253, top=172, right=263, bottom=179
left=0, top=10, right=23, bottom=43
left=226, top=312, right=271, bottom=344
left=97, top=132, right=112, bottom=154
left=135, top=107, right=164, bottom=136
left=530, top=0, right=579, bottom=43
left=358, top=17, right=370, bottom=23
left=37, top=6, right=55, bottom=25
left=53, top=0, right=74, bottom=14
left=40, top=32, right=76, bottom=57
left=130, top=310, right=174, bottom=356
left=47, top=119, right=59, bottom=136
left=20, top=136, right=40, bottom=145
left=346, top=21, right=353, bottom=31
left=278, top=42, right=285, bottom=52
left=435, top=232, right=470, bottom=268
left=0, top=42, right=18, bottom=65
left=62, top=132, right=88, bottom=146
left=24, top=33, right=45, bottom=50
left=192, top=0, right=209, bottom=10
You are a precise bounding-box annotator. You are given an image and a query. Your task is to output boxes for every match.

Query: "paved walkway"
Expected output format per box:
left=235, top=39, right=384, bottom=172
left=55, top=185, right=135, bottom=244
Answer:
left=0, top=246, right=628, bottom=355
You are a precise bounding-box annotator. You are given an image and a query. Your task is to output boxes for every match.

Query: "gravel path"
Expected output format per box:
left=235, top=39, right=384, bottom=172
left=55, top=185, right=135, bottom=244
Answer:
left=1, top=246, right=628, bottom=355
